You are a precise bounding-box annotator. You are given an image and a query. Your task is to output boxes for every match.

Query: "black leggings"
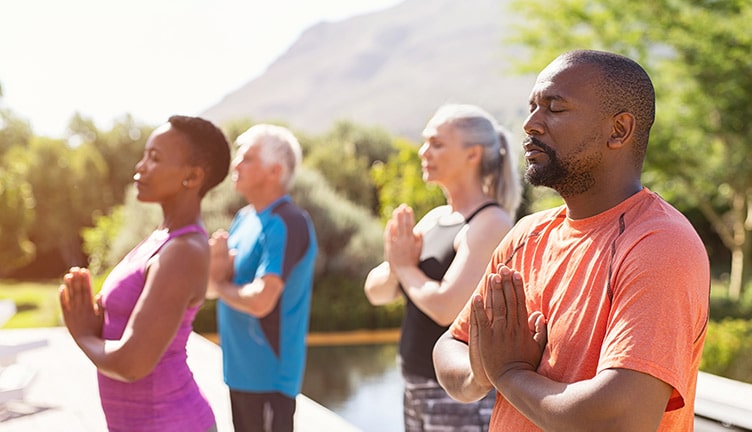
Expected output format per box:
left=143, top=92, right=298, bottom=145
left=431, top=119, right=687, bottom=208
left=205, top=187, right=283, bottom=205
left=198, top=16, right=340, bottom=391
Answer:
left=229, top=390, right=296, bottom=432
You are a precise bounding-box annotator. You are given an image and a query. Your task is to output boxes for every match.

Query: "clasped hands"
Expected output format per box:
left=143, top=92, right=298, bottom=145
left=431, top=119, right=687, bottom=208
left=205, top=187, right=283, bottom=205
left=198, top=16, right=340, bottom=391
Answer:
left=59, top=267, right=103, bottom=340
left=469, top=264, right=547, bottom=391
left=384, top=204, right=422, bottom=271
left=207, top=229, right=236, bottom=299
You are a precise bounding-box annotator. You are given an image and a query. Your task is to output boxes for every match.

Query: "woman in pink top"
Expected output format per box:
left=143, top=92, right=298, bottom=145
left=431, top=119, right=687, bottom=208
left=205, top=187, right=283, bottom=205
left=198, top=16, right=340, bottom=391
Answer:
left=59, top=115, right=231, bottom=432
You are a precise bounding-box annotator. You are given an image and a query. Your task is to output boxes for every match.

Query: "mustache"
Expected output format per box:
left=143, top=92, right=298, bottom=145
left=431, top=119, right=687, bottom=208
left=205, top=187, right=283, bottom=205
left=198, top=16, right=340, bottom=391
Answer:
left=523, top=136, right=556, bottom=155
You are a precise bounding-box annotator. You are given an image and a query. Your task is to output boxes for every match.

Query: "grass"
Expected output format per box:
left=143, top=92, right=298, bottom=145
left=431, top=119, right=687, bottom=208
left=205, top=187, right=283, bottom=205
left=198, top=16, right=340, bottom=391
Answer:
left=0, top=280, right=62, bottom=329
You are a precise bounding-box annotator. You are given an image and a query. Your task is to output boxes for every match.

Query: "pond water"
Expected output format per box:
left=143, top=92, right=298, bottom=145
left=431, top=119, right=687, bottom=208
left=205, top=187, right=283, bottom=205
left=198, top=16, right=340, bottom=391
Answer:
left=302, top=343, right=404, bottom=432
left=300, top=342, right=749, bottom=432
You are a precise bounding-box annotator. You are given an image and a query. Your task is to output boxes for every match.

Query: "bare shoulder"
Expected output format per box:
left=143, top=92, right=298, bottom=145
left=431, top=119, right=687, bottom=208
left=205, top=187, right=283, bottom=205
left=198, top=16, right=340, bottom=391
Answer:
left=469, top=205, right=514, bottom=229
left=148, top=232, right=210, bottom=282
left=161, top=232, right=210, bottom=261
left=145, top=232, right=210, bottom=303
left=461, top=205, right=514, bottom=246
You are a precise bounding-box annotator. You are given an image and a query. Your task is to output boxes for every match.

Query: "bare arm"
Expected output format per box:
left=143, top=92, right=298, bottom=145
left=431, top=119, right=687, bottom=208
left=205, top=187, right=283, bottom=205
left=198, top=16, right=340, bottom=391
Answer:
left=210, top=274, right=284, bottom=318
left=473, top=266, right=672, bottom=431
left=207, top=229, right=284, bottom=317
left=395, top=206, right=512, bottom=326
left=60, top=234, right=209, bottom=382
left=497, top=368, right=671, bottom=431
left=364, top=260, right=402, bottom=305
left=363, top=209, right=406, bottom=306
left=433, top=330, right=494, bottom=402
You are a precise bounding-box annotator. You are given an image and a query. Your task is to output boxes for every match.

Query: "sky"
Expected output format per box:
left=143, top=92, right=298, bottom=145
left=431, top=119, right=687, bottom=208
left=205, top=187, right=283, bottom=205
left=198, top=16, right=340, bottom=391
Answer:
left=0, top=0, right=404, bottom=138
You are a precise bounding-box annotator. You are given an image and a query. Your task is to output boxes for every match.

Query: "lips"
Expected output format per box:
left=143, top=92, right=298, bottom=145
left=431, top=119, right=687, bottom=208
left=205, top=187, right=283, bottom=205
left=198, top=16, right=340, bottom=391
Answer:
left=525, top=149, right=544, bottom=159
left=133, top=173, right=145, bottom=188
left=523, top=137, right=547, bottom=160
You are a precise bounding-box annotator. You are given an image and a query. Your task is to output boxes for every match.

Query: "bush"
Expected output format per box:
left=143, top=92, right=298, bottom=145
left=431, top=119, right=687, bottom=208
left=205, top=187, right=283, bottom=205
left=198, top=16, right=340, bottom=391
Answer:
left=709, top=279, right=752, bottom=321
left=309, top=274, right=403, bottom=332
left=701, top=319, right=752, bottom=383
left=193, top=299, right=218, bottom=334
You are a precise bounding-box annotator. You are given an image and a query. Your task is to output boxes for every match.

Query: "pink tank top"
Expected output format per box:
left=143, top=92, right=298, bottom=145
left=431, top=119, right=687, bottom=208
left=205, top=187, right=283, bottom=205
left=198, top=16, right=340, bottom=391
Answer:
left=97, top=224, right=214, bottom=432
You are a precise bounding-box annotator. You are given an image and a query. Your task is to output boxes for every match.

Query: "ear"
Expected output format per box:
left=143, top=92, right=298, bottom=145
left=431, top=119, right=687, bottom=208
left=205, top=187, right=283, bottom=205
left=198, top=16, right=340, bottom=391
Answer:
left=466, top=144, right=483, bottom=164
left=182, top=166, right=206, bottom=190
left=268, top=162, right=283, bottom=178
left=607, top=112, right=636, bottom=149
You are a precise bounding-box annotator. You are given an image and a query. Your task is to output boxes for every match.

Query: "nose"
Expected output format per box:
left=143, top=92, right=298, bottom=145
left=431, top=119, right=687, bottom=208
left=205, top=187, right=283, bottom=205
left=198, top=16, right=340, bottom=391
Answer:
left=231, top=156, right=242, bottom=171
left=523, top=107, right=543, bottom=136
left=134, top=157, right=145, bottom=173
left=418, top=142, right=429, bottom=158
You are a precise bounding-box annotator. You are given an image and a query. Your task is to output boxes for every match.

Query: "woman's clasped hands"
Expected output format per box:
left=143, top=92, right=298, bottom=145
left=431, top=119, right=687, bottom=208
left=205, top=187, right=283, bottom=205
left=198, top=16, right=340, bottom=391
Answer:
left=59, top=267, right=103, bottom=340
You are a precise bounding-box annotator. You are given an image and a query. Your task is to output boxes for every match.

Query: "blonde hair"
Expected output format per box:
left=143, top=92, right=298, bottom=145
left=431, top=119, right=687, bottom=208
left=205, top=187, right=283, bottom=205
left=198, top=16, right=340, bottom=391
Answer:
left=424, top=104, right=521, bottom=216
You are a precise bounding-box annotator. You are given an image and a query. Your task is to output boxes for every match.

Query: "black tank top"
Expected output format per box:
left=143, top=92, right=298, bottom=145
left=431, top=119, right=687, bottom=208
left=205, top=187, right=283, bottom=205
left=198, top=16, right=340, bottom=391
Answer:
left=399, top=202, right=500, bottom=379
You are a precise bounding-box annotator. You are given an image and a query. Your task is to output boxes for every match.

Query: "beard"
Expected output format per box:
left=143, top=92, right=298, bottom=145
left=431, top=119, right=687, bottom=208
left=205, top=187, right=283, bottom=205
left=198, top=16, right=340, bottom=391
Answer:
left=524, top=137, right=598, bottom=198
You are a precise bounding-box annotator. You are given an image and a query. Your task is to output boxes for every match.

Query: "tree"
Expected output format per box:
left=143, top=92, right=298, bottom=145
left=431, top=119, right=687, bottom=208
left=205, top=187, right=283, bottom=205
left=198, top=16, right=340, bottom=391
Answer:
left=0, top=161, right=36, bottom=276
left=370, top=138, right=445, bottom=223
left=508, top=0, right=752, bottom=299
left=67, top=113, right=150, bottom=206
left=0, top=109, right=32, bottom=159
left=304, top=120, right=396, bottom=214
left=18, top=136, right=110, bottom=270
left=0, top=103, right=36, bottom=275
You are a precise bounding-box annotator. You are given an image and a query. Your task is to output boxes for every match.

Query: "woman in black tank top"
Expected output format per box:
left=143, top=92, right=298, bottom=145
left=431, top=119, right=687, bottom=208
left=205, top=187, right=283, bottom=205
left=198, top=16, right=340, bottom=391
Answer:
left=364, top=104, right=522, bottom=432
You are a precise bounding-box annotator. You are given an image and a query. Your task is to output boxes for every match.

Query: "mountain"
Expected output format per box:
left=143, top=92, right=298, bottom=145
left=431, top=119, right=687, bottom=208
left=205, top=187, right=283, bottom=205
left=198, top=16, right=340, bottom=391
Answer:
left=201, top=0, right=536, bottom=141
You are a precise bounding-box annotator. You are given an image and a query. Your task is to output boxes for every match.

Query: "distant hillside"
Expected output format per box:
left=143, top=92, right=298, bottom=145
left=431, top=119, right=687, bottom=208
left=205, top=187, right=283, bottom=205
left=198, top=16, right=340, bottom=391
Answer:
left=201, top=0, right=536, bottom=141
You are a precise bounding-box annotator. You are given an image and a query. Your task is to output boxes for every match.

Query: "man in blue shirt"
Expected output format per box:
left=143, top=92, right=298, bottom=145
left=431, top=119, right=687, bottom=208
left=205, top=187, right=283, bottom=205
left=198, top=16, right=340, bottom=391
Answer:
left=208, top=124, right=317, bottom=432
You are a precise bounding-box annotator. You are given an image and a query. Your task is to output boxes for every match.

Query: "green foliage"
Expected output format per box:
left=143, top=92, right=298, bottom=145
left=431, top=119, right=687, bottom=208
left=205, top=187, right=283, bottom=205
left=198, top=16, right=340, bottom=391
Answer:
left=0, top=113, right=150, bottom=276
left=309, top=273, right=403, bottom=332
left=370, top=138, right=445, bottom=223
left=69, top=114, right=151, bottom=206
left=526, top=187, right=564, bottom=214
left=6, top=136, right=107, bottom=268
left=303, top=120, right=396, bottom=213
left=0, top=110, right=36, bottom=275
left=193, top=299, right=218, bottom=334
left=507, top=0, right=752, bottom=298
left=218, top=117, right=256, bottom=144
left=291, top=167, right=384, bottom=278
left=710, top=280, right=752, bottom=321
left=0, top=280, right=61, bottom=328
left=81, top=207, right=125, bottom=275
left=701, top=319, right=752, bottom=383
left=103, top=187, right=162, bottom=268
left=0, top=163, right=36, bottom=276
left=201, top=177, right=246, bottom=234
left=0, top=108, right=32, bottom=158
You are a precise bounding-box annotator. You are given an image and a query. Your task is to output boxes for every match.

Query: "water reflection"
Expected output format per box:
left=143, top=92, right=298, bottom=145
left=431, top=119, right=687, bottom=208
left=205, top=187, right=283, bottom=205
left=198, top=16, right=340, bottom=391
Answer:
left=302, top=343, right=404, bottom=432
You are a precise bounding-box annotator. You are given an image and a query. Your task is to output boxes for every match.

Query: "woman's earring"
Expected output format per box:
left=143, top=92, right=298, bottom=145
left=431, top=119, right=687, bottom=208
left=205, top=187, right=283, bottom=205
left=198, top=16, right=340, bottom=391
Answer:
left=182, top=180, right=189, bottom=187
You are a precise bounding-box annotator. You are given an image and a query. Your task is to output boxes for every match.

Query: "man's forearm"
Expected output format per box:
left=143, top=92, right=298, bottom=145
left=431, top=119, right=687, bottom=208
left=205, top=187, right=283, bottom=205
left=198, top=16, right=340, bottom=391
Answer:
left=211, top=280, right=262, bottom=317
left=492, top=368, right=671, bottom=432
left=433, top=333, right=493, bottom=402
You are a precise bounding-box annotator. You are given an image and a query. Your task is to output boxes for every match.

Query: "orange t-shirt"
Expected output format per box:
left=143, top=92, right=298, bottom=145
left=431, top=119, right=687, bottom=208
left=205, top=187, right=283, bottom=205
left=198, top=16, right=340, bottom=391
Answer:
left=450, top=188, right=709, bottom=431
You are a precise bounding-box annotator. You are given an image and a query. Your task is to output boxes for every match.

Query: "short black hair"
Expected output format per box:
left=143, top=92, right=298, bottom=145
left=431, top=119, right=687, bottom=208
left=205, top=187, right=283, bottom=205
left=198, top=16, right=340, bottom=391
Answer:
left=560, top=50, right=655, bottom=159
left=168, top=115, right=230, bottom=197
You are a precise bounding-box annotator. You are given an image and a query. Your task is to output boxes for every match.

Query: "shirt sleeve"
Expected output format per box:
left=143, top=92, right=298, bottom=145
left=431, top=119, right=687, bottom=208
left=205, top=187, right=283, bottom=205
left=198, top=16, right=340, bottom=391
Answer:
left=598, top=223, right=709, bottom=411
left=256, top=217, right=286, bottom=280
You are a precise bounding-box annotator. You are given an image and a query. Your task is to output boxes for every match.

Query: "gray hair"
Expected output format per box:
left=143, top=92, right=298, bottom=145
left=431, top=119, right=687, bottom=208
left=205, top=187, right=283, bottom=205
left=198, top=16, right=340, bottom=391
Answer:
left=424, top=104, right=521, bottom=216
left=235, top=124, right=302, bottom=188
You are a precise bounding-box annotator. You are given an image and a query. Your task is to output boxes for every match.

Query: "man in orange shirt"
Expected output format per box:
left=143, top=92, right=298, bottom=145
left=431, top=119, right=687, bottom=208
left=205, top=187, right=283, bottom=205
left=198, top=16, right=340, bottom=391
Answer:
left=433, top=50, right=709, bottom=431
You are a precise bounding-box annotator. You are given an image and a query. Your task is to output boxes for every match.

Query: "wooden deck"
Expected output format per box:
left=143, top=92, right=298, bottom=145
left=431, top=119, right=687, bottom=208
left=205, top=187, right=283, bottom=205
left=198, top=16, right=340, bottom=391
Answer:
left=1, top=326, right=751, bottom=431
left=0, top=327, right=360, bottom=431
